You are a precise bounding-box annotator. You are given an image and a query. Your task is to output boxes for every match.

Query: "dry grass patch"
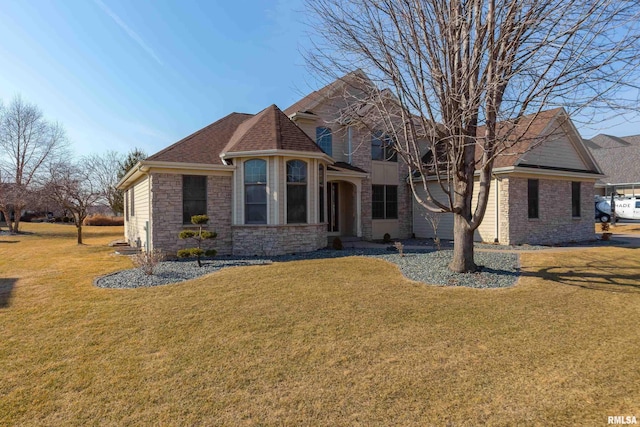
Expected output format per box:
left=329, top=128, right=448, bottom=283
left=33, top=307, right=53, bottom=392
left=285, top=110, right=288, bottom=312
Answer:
left=1, top=223, right=639, bottom=425
left=610, top=223, right=640, bottom=234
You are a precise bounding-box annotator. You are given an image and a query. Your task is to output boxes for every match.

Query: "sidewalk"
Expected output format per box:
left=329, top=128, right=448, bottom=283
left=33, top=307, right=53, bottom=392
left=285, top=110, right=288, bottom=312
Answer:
left=346, top=233, right=640, bottom=253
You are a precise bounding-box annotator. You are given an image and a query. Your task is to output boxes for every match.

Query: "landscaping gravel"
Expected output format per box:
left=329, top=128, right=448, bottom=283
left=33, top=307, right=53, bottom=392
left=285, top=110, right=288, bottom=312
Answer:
left=95, top=247, right=519, bottom=290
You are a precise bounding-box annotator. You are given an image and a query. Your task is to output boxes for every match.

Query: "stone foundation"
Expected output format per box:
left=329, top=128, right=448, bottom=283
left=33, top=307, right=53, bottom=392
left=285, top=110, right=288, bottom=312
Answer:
left=232, top=224, right=327, bottom=256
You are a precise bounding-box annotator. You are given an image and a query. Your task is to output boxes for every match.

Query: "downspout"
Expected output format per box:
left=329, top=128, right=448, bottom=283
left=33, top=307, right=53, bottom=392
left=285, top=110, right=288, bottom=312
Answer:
left=137, top=163, right=151, bottom=252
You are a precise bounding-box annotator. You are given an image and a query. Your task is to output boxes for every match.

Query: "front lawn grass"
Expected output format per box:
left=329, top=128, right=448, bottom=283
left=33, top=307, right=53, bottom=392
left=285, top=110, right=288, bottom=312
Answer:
left=1, top=223, right=639, bottom=425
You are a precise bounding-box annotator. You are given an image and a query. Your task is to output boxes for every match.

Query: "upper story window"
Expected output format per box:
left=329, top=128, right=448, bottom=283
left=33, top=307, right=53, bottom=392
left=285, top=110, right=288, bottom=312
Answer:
left=287, top=160, right=307, bottom=224
left=371, top=131, right=397, bottom=162
left=316, top=127, right=333, bottom=156
left=528, top=179, right=539, bottom=219
left=244, top=159, right=267, bottom=224
left=571, top=182, right=581, bottom=217
left=183, top=175, right=207, bottom=224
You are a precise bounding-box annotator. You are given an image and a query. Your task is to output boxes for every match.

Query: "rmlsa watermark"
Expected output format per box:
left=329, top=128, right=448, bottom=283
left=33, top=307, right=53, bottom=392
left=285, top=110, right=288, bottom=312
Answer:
left=608, top=415, right=637, bottom=425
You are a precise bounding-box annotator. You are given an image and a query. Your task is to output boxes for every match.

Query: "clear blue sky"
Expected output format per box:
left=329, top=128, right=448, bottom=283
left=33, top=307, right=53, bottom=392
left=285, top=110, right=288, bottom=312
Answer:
left=1, top=0, right=639, bottom=158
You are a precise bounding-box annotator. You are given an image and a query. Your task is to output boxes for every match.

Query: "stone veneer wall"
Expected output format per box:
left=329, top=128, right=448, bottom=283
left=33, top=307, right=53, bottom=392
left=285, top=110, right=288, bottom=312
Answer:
left=506, top=177, right=595, bottom=245
left=397, top=161, right=413, bottom=238
left=350, top=127, right=373, bottom=240
left=151, top=173, right=233, bottom=256
left=232, top=224, right=327, bottom=256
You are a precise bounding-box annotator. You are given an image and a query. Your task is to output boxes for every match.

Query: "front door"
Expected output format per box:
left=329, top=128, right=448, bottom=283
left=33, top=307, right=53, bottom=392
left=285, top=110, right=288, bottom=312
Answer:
left=328, top=182, right=339, bottom=232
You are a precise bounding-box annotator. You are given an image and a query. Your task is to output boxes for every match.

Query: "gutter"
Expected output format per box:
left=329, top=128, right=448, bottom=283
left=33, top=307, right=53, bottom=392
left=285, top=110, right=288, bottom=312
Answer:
left=116, top=160, right=235, bottom=190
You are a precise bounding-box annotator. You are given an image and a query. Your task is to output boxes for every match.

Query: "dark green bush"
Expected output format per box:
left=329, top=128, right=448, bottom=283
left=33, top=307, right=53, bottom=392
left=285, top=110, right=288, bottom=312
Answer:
left=177, top=215, right=217, bottom=267
left=383, top=233, right=391, bottom=243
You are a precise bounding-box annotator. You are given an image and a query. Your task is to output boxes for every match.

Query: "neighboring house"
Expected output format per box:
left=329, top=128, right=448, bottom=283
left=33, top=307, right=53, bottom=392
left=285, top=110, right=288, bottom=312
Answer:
left=413, top=108, right=603, bottom=245
left=583, top=134, right=640, bottom=197
left=118, top=76, right=602, bottom=255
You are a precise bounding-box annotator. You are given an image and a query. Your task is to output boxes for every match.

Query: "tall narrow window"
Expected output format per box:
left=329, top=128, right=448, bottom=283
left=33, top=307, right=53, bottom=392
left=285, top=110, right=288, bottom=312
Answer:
left=571, top=182, right=581, bottom=217
left=125, top=190, right=129, bottom=221
left=372, top=185, right=398, bottom=219
left=183, top=175, right=207, bottom=223
left=319, top=164, right=325, bottom=223
left=528, top=179, right=539, bottom=219
left=316, top=127, right=333, bottom=156
left=371, top=131, right=397, bottom=162
left=287, top=160, right=307, bottom=224
left=130, top=186, right=135, bottom=217
left=244, top=159, right=267, bottom=224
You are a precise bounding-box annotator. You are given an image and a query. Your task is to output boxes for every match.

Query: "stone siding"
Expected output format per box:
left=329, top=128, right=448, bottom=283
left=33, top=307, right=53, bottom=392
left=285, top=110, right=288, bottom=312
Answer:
left=232, top=224, right=326, bottom=256
left=398, top=161, right=413, bottom=238
left=350, top=127, right=373, bottom=240
left=506, top=177, right=595, bottom=245
left=151, top=173, right=233, bottom=257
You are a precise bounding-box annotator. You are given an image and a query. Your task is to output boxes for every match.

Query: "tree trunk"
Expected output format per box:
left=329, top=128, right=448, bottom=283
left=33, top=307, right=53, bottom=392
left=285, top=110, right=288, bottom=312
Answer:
left=12, top=217, right=20, bottom=234
left=76, top=224, right=83, bottom=245
left=449, top=212, right=477, bottom=273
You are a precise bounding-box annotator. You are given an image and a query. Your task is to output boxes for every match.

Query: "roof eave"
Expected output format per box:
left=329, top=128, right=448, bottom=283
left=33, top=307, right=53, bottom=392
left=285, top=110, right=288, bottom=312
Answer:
left=116, top=160, right=235, bottom=190
left=220, top=149, right=334, bottom=163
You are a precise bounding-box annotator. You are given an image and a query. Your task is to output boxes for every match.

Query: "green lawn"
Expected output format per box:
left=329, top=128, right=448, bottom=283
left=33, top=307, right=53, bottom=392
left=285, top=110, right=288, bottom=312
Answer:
left=1, top=223, right=639, bottom=426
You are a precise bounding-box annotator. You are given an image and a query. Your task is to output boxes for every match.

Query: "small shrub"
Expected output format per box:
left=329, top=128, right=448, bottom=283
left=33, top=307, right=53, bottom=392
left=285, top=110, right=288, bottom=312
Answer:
left=383, top=233, right=391, bottom=243
left=62, top=217, right=70, bottom=223
left=177, top=215, right=217, bottom=267
left=433, top=236, right=441, bottom=250
left=332, top=237, right=343, bottom=250
left=132, top=249, right=165, bottom=276
left=83, top=214, right=124, bottom=226
left=393, top=241, right=405, bottom=257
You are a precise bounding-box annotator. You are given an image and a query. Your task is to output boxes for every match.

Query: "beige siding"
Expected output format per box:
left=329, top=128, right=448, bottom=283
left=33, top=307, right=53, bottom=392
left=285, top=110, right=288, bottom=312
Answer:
left=294, top=119, right=317, bottom=141
left=519, top=135, right=587, bottom=170
left=371, top=161, right=399, bottom=185
left=125, top=176, right=151, bottom=249
left=412, top=178, right=498, bottom=242
left=372, top=220, right=400, bottom=240
left=473, top=178, right=498, bottom=242
left=412, top=183, right=455, bottom=240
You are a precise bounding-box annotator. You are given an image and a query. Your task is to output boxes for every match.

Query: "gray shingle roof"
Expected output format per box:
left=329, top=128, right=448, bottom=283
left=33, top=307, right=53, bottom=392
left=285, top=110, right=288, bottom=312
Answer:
left=585, top=134, right=640, bottom=184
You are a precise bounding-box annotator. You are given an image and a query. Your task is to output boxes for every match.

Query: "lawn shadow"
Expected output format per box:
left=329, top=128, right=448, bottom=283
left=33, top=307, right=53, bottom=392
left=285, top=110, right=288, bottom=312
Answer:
left=0, top=278, right=18, bottom=308
left=0, top=240, right=19, bottom=244
left=521, top=263, right=640, bottom=293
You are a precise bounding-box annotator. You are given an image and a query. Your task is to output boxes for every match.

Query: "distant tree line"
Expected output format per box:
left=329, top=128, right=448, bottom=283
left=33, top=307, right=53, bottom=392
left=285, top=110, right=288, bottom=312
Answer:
left=0, top=94, right=147, bottom=243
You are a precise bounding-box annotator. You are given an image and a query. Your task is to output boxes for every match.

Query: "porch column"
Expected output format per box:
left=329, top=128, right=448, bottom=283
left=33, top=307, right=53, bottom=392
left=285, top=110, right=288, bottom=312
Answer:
left=356, top=181, right=362, bottom=237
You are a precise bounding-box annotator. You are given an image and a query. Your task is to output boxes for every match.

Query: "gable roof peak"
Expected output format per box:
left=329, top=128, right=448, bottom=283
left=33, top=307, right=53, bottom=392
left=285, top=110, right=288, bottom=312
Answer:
left=222, top=103, right=325, bottom=156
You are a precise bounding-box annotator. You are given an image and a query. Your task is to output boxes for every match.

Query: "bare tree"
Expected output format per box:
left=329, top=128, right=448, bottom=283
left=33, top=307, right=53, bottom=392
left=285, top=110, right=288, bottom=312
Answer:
left=0, top=95, right=68, bottom=233
left=305, top=0, right=640, bottom=272
left=44, top=161, right=102, bottom=244
left=85, top=151, right=125, bottom=215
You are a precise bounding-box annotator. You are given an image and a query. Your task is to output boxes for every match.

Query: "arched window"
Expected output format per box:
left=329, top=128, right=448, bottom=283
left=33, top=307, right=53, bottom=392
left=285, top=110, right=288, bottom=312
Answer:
left=287, top=160, right=307, bottom=224
left=316, top=127, right=333, bottom=156
left=244, top=159, right=267, bottom=224
left=319, top=164, right=325, bottom=223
